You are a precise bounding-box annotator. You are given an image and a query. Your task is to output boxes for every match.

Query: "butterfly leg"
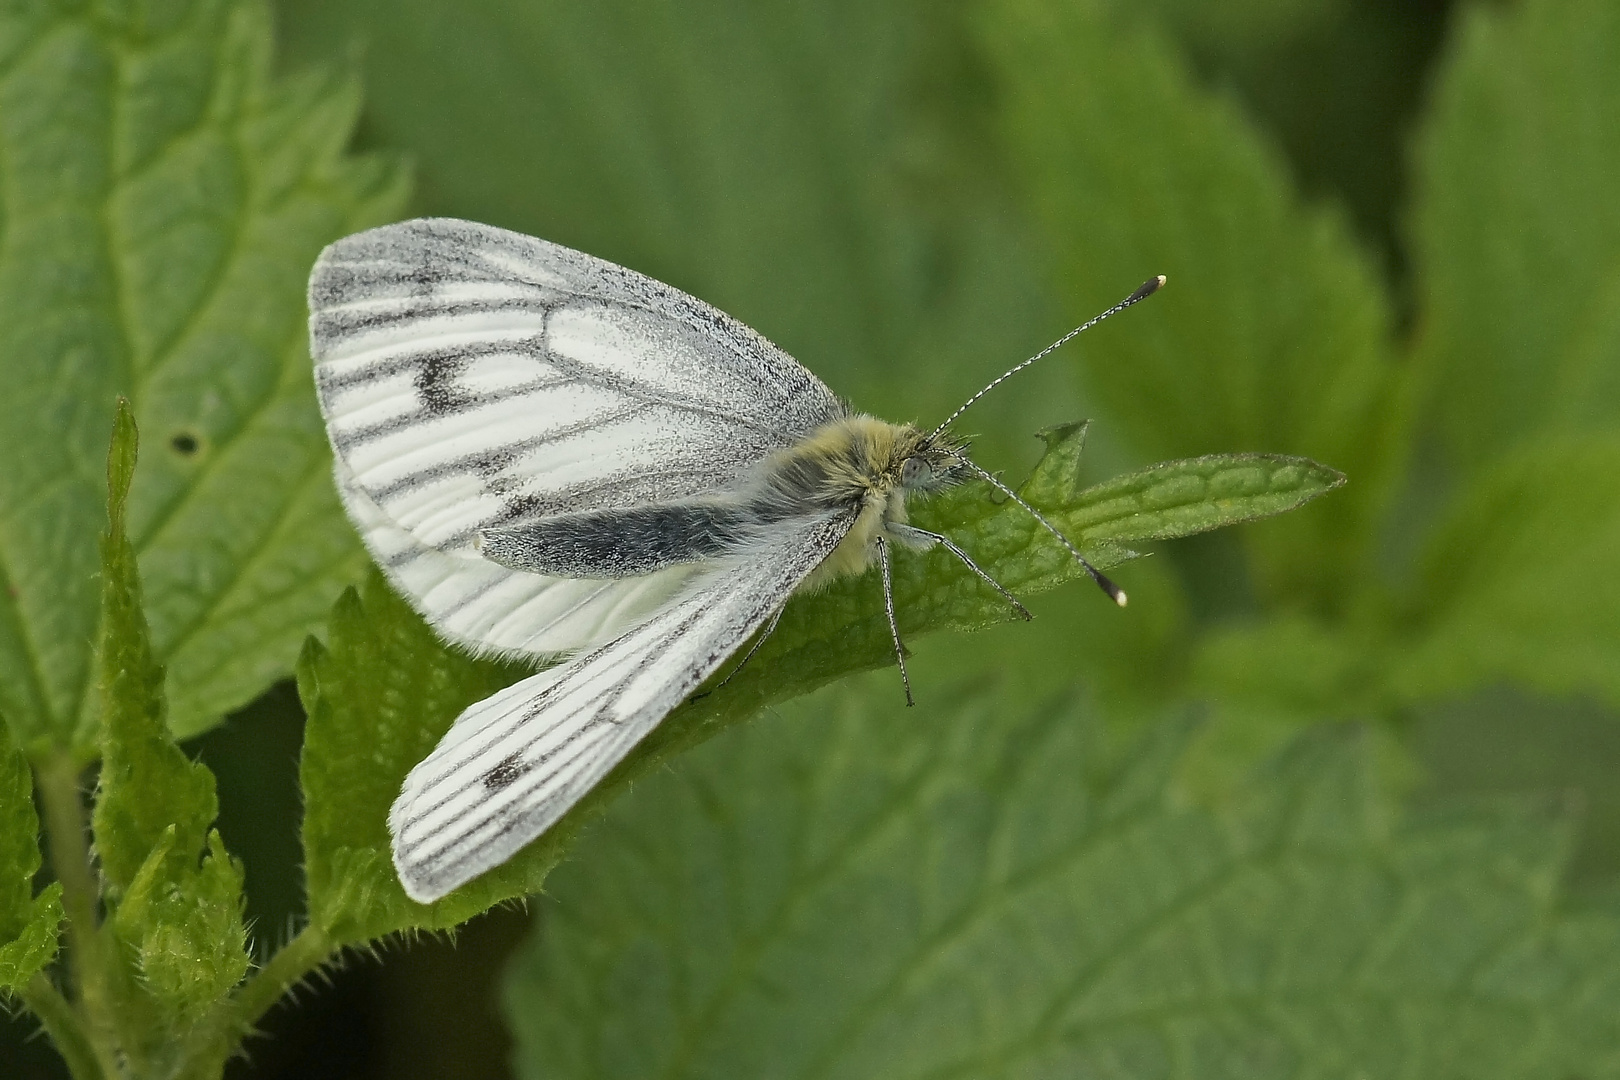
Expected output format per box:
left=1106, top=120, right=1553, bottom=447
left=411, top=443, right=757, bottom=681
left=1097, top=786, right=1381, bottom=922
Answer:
left=876, top=536, right=914, bottom=707
left=695, top=606, right=786, bottom=700
left=888, top=523, right=1032, bottom=621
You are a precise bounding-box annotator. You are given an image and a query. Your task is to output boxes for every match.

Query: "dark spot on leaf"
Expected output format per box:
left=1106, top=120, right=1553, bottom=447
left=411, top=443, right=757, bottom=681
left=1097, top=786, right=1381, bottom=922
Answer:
left=484, top=753, right=530, bottom=791
left=170, top=431, right=201, bottom=456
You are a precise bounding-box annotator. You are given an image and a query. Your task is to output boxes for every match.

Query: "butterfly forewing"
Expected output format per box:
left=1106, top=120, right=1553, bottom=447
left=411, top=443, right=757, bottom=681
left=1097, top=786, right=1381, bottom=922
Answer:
left=389, top=510, right=855, bottom=902
left=309, top=218, right=846, bottom=657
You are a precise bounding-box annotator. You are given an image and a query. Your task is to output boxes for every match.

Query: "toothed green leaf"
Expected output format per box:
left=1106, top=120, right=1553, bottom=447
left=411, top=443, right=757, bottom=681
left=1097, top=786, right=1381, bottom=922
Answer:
left=297, top=581, right=528, bottom=943
left=979, top=0, right=1399, bottom=608
left=0, top=885, right=63, bottom=995
left=298, top=430, right=1341, bottom=938
left=0, top=715, right=60, bottom=992
left=88, top=402, right=249, bottom=1032
left=110, top=829, right=249, bottom=1026
left=506, top=684, right=1620, bottom=1080
left=0, top=0, right=406, bottom=752
left=91, top=402, right=216, bottom=898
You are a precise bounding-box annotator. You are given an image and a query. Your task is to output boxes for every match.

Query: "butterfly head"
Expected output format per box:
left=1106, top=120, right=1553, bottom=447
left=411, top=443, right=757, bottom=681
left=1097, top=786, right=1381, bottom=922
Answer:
left=898, top=429, right=970, bottom=495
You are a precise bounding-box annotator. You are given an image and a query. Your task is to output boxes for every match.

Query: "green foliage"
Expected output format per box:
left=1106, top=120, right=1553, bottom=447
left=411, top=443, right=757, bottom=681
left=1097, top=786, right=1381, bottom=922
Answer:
left=298, top=432, right=1338, bottom=940
left=1393, top=434, right=1620, bottom=709
left=978, top=0, right=1401, bottom=610
left=1392, top=0, right=1620, bottom=720
left=92, top=401, right=250, bottom=1040
left=1184, top=0, right=1620, bottom=734
left=297, top=577, right=528, bottom=943
left=0, top=0, right=405, bottom=753
left=508, top=683, right=1620, bottom=1080
left=92, top=401, right=216, bottom=897
left=109, top=829, right=249, bottom=1029
left=1413, top=0, right=1620, bottom=477
left=1122, top=0, right=1447, bottom=265
left=1, top=0, right=1616, bottom=1073
left=0, top=716, right=61, bottom=992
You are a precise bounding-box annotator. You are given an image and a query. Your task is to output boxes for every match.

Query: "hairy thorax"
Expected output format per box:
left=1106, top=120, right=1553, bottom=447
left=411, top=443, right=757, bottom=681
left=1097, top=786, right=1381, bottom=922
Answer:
left=760, top=415, right=955, bottom=590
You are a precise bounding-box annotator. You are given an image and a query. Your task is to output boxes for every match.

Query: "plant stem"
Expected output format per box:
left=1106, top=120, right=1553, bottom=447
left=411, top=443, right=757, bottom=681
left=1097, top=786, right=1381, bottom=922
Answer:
left=33, top=751, right=123, bottom=1079
left=179, top=923, right=335, bottom=1075
left=19, top=973, right=104, bottom=1080
left=234, top=923, right=334, bottom=1028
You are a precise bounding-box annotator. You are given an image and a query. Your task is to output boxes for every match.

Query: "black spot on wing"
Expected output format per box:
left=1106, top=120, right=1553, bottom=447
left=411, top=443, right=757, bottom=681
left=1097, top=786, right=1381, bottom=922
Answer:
left=414, top=352, right=472, bottom=414
left=483, top=752, right=531, bottom=791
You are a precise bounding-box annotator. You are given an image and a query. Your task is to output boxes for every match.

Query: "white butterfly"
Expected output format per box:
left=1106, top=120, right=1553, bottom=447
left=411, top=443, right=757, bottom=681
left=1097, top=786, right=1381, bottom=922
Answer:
left=309, top=218, right=1159, bottom=902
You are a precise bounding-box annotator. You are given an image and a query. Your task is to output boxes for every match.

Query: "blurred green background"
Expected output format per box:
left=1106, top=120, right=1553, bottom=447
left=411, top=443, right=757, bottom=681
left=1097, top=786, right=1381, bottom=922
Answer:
left=8, top=0, right=1620, bottom=1075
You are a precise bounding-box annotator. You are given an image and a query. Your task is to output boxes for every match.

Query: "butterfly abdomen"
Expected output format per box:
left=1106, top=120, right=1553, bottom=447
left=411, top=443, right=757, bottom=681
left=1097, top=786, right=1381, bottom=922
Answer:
left=480, top=502, right=754, bottom=577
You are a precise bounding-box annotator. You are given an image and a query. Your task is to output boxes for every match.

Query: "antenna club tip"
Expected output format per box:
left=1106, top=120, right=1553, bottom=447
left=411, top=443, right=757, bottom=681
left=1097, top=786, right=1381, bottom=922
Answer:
left=1128, top=275, right=1167, bottom=304
left=1090, top=570, right=1127, bottom=607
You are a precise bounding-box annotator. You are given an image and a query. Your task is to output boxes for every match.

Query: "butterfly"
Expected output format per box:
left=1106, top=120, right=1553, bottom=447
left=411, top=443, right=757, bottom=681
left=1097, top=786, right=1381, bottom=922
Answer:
left=308, top=218, right=1160, bottom=902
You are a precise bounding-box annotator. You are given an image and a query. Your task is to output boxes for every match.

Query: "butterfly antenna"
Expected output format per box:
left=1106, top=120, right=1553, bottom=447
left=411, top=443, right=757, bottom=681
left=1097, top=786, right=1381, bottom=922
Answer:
left=930, top=275, right=1166, bottom=441
left=965, top=460, right=1127, bottom=607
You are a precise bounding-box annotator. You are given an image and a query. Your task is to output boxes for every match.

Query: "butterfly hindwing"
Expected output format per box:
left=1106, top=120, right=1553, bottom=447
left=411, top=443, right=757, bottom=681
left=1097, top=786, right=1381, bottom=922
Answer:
left=388, top=509, right=855, bottom=902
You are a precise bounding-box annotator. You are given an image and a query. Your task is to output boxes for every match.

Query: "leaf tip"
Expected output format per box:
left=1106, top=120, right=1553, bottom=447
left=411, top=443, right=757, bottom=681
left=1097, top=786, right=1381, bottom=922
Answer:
left=106, top=397, right=140, bottom=524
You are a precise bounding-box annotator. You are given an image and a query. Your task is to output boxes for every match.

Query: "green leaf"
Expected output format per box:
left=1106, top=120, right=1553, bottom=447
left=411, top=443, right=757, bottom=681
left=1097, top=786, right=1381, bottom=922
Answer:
left=0, top=0, right=406, bottom=751
left=1391, top=435, right=1620, bottom=712
left=88, top=401, right=250, bottom=1031
left=505, top=682, right=1620, bottom=1079
left=1412, top=0, right=1620, bottom=476
left=1117, top=0, right=1447, bottom=264
left=1181, top=614, right=1400, bottom=801
left=1039, top=440, right=1349, bottom=551
left=298, top=431, right=1340, bottom=939
left=110, top=828, right=249, bottom=1027
left=977, top=0, right=1401, bottom=609
left=91, top=401, right=216, bottom=898
left=878, top=448, right=1343, bottom=673
left=0, top=714, right=61, bottom=992
left=0, top=888, right=62, bottom=994
left=297, top=578, right=528, bottom=943
left=1177, top=426, right=1620, bottom=781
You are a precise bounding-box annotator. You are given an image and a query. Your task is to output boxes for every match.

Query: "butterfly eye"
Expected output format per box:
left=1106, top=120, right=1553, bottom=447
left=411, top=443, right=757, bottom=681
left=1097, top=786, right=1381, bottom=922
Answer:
left=900, top=456, right=933, bottom=487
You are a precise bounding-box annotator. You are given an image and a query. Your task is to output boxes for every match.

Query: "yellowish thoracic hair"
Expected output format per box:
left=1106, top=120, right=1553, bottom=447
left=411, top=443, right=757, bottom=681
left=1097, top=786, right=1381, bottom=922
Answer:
left=758, top=415, right=968, bottom=589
